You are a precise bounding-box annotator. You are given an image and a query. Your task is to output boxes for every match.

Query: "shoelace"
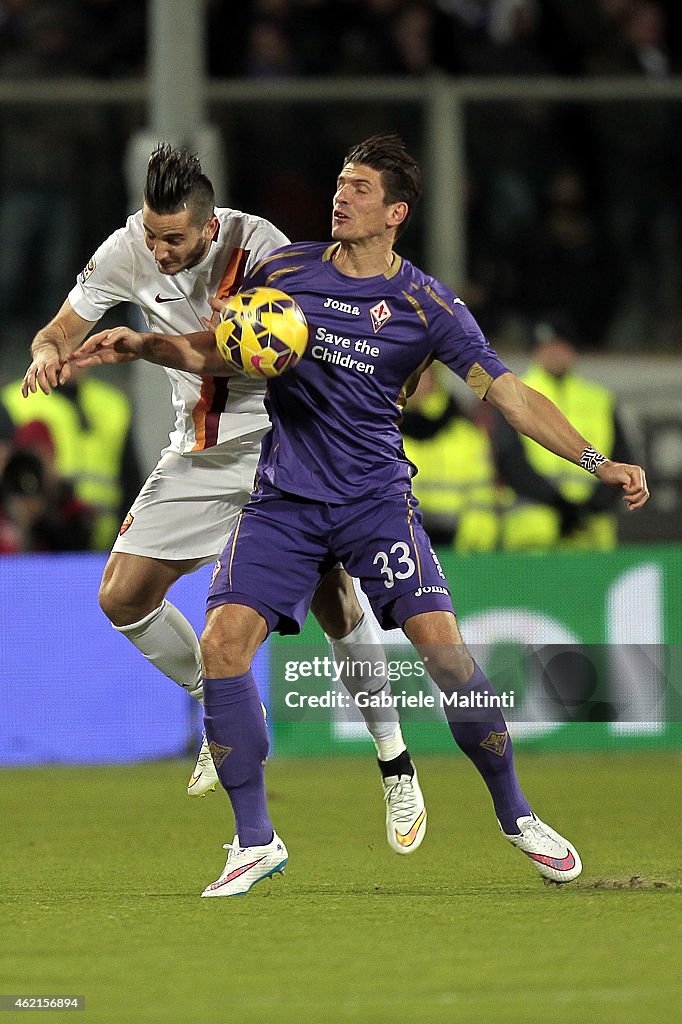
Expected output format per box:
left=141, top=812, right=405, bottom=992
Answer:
left=518, top=819, right=555, bottom=851
left=221, top=840, right=243, bottom=857
left=196, top=750, right=214, bottom=769
left=383, top=779, right=420, bottom=826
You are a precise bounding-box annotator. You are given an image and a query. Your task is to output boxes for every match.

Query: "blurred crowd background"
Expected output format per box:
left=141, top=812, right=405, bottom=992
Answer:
left=0, top=0, right=680, bottom=552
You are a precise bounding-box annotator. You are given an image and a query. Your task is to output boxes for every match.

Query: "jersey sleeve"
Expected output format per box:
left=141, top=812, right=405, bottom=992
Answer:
left=67, top=223, right=135, bottom=322
left=243, top=221, right=290, bottom=277
left=426, top=281, right=509, bottom=398
left=242, top=243, right=296, bottom=288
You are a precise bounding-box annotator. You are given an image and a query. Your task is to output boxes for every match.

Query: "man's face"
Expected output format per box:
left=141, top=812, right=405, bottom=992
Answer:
left=331, top=162, right=405, bottom=243
left=142, top=203, right=217, bottom=274
left=535, top=337, right=576, bottom=377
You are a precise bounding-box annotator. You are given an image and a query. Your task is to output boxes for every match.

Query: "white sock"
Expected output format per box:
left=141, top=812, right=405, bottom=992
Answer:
left=373, top=727, right=409, bottom=763
left=327, top=614, right=407, bottom=756
left=114, top=599, right=204, bottom=702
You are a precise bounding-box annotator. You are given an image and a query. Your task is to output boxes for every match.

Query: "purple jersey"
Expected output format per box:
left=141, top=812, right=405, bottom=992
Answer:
left=247, top=242, right=509, bottom=503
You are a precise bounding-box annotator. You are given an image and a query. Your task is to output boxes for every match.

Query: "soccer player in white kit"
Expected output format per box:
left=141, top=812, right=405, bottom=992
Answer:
left=21, top=144, right=427, bottom=854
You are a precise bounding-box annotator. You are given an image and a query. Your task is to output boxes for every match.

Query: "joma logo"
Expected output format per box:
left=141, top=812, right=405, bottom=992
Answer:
left=323, top=297, right=360, bottom=315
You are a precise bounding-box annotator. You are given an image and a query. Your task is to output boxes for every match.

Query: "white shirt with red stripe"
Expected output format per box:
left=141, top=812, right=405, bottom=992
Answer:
left=68, top=208, right=289, bottom=454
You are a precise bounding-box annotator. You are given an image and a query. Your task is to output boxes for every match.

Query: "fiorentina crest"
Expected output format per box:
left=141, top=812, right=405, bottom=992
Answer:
left=369, top=299, right=392, bottom=333
left=479, top=730, right=509, bottom=757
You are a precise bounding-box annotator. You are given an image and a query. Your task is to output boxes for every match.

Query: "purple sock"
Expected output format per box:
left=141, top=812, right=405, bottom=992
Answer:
left=443, top=663, right=531, bottom=834
left=203, top=670, right=273, bottom=847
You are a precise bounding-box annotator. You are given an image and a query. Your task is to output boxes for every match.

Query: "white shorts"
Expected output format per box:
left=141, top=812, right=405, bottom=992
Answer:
left=112, top=432, right=265, bottom=562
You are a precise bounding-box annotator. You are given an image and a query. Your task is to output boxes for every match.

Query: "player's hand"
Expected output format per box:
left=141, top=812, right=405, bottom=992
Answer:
left=596, top=461, right=649, bottom=510
left=66, top=327, right=145, bottom=377
left=203, top=295, right=227, bottom=332
left=22, top=345, right=67, bottom=396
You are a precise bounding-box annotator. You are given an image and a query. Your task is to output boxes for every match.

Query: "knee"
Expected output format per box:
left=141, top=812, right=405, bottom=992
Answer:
left=403, top=612, right=474, bottom=689
left=98, top=572, right=127, bottom=624
left=425, top=647, right=474, bottom=690
left=200, top=606, right=266, bottom=677
left=98, top=565, right=159, bottom=627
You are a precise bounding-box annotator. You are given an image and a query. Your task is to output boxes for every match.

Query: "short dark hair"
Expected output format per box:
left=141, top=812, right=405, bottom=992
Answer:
left=343, top=133, right=422, bottom=236
left=143, top=143, right=215, bottom=226
left=533, top=312, right=578, bottom=348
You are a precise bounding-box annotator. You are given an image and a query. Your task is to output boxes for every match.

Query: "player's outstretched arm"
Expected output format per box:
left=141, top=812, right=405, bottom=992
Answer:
left=486, top=372, right=649, bottom=510
left=22, top=300, right=98, bottom=396
left=68, top=326, right=233, bottom=377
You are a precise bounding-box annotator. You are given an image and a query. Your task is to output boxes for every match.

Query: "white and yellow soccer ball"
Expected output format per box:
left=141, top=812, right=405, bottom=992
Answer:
left=215, top=286, right=309, bottom=378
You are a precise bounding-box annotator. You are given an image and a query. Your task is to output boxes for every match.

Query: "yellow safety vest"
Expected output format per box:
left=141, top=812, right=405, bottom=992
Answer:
left=502, top=366, right=617, bottom=550
left=3, top=378, right=133, bottom=550
left=403, top=392, right=500, bottom=552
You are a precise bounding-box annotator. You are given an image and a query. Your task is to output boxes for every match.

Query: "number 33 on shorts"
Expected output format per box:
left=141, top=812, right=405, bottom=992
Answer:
left=373, top=541, right=417, bottom=589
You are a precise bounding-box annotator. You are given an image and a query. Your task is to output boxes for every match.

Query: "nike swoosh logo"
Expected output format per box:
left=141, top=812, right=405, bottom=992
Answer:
left=395, top=809, right=426, bottom=847
left=209, top=857, right=265, bottom=891
left=526, top=849, right=576, bottom=872
left=155, top=293, right=184, bottom=303
left=188, top=773, right=203, bottom=788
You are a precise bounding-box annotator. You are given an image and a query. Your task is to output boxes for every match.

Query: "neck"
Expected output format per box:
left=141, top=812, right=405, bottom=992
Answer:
left=331, top=241, right=395, bottom=278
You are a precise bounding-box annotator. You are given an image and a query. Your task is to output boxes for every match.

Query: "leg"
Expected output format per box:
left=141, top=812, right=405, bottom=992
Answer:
left=311, top=567, right=407, bottom=760
left=403, top=611, right=582, bottom=882
left=101, top=441, right=263, bottom=796
left=99, top=551, right=205, bottom=701
left=100, top=550, right=220, bottom=797
left=199, top=604, right=288, bottom=897
left=403, top=610, right=531, bottom=831
left=311, top=566, right=426, bottom=854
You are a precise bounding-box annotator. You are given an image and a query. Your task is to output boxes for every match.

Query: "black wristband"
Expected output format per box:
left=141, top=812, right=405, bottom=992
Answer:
left=579, top=446, right=607, bottom=474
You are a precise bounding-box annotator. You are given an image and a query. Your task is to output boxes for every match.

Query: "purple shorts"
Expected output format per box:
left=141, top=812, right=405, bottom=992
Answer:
left=207, top=481, right=455, bottom=635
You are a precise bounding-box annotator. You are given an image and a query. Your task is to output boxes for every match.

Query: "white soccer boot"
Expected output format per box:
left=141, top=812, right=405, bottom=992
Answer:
left=201, top=832, right=288, bottom=898
left=501, top=813, right=583, bottom=883
left=187, top=731, right=218, bottom=797
left=382, top=770, right=427, bottom=854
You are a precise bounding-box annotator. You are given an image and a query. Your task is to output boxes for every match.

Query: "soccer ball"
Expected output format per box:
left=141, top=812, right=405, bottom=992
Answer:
left=215, top=286, right=309, bottom=378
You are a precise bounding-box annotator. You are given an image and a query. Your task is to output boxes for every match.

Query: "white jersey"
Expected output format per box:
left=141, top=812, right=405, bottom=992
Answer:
left=68, top=207, right=289, bottom=454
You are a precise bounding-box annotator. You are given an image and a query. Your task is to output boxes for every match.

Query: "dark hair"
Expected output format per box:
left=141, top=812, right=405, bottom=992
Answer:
left=533, top=312, right=578, bottom=347
left=2, top=451, right=45, bottom=498
left=143, top=143, right=215, bottom=225
left=343, top=133, right=422, bottom=236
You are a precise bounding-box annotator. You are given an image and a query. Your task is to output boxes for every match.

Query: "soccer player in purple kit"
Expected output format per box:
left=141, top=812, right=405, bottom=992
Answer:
left=71, top=134, right=649, bottom=898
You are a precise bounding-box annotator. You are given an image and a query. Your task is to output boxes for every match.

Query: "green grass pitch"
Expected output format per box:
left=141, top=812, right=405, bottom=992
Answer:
left=2, top=752, right=680, bottom=1024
